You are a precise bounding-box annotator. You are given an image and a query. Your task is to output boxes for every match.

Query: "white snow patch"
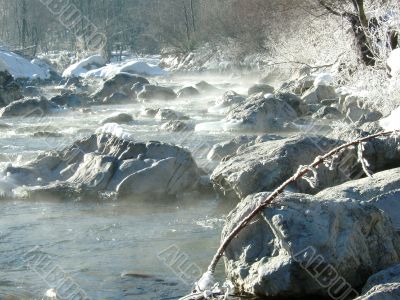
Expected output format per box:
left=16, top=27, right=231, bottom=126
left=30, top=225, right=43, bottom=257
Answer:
left=388, top=48, right=400, bottom=77
left=314, top=73, right=333, bottom=87
left=380, top=106, right=400, bottom=130
left=84, top=59, right=166, bottom=78
left=0, top=49, right=51, bottom=79
left=62, top=55, right=106, bottom=78
left=96, top=123, right=132, bottom=140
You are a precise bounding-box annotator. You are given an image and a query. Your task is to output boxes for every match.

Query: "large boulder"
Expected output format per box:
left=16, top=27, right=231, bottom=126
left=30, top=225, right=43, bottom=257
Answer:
left=211, top=135, right=359, bottom=199
left=223, top=192, right=400, bottom=298
left=207, top=135, right=282, bottom=162
left=208, top=91, right=245, bottom=114
left=207, top=135, right=257, bottom=161
left=195, top=81, right=219, bottom=93
left=317, top=167, right=400, bottom=230
left=50, top=92, right=86, bottom=108
left=312, top=106, right=342, bottom=120
left=0, top=97, right=60, bottom=118
left=224, top=93, right=298, bottom=132
left=160, top=120, right=194, bottom=132
left=138, top=85, right=177, bottom=100
left=248, top=84, right=274, bottom=96
left=301, top=85, right=338, bottom=105
left=177, top=86, right=200, bottom=98
left=102, top=92, right=133, bottom=104
left=101, top=113, right=133, bottom=125
left=0, top=70, right=23, bottom=107
left=4, top=133, right=202, bottom=200
left=155, top=108, right=189, bottom=121
left=92, top=73, right=148, bottom=101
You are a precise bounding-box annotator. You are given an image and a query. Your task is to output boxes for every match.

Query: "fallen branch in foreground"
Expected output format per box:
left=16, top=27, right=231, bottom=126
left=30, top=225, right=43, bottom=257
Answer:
left=181, top=130, right=397, bottom=300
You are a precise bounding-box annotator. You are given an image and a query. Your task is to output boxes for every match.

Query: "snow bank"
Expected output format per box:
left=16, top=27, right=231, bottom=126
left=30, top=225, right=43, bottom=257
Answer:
left=63, top=55, right=166, bottom=78
left=0, top=49, right=51, bottom=79
left=62, top=54, right=106, bottom=78
left=84, top=59, right=165, bottom=78
left=387, top=48, right=400, bottom=77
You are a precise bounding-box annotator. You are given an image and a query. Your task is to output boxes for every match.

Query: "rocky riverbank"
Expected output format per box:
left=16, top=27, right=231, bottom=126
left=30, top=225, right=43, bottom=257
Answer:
left=1, top=51, right=400, bottom=299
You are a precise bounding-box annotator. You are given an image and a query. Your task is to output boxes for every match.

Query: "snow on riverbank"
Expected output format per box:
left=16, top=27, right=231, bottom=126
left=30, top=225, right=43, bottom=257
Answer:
left=0, top=48, right=51, bottom=79
left=63, top=54, right=166, bottom=78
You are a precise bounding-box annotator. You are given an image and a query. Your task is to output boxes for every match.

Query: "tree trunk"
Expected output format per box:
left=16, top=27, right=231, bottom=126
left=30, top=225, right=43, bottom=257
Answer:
left=346, top=13, right=376, bottom=66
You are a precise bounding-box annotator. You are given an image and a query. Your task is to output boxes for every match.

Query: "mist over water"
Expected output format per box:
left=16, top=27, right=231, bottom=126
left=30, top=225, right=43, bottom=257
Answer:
left=0, top=71, right=258, bottom=299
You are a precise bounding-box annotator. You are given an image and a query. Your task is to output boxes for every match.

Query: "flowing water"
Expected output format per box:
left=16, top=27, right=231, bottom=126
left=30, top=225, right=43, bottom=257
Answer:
left=0, top=70, right=262, bottom=299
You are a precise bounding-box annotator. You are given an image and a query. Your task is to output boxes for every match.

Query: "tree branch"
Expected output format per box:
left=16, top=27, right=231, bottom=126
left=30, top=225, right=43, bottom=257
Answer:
left=207, top=130, right=397, bottom=274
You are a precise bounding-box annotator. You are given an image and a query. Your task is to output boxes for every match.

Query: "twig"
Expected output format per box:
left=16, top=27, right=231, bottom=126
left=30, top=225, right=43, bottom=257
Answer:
left=206, top=130, right=394, bottom=274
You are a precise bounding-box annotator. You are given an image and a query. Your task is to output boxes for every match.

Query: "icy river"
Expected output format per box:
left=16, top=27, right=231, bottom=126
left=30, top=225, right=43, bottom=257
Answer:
left=0, top=70, right=262, bottom=299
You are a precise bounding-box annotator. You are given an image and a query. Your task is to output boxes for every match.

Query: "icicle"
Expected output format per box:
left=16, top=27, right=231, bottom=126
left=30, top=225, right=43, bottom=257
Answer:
left=196, top=271, right=216, bottom=292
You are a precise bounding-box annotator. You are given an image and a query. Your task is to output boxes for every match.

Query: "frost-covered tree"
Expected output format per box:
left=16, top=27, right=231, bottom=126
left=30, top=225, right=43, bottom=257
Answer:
left=318, top=0, right=399, bottom=66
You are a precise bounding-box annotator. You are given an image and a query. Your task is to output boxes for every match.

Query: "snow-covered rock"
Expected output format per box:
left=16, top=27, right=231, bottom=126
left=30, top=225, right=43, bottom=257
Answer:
left=4, top=133, right=202, bottom=200
left=0, top=49, right=51, bottom=79
left=85, top=60, right=166, bottom=78
left=62, top=55, right=106, bottom=78
left=223, top=192, right=400, bottom=298
left=224, top=93, right=298, bottom=132
left=388, top=48, right=400, bottom=77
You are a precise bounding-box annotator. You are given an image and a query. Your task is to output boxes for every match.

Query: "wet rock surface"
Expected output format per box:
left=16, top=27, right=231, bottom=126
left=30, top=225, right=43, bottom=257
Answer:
left=0, top=97, right=60, bottom=118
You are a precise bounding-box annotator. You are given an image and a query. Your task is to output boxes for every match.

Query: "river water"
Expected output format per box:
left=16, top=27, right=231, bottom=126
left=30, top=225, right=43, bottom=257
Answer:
left=0, top=71, right=262, bottom=299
